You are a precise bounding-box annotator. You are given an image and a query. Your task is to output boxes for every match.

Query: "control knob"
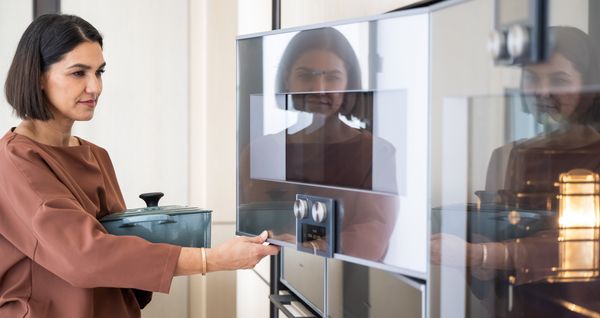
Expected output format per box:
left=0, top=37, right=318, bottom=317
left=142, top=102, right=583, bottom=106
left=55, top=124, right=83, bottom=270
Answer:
left=311, top=201, right=327, bottom=223
left=507, top=24, right=530, bottom=60
left=487, top=29, right=508, bottom=60
left=294, top=199, right=309, bottom=219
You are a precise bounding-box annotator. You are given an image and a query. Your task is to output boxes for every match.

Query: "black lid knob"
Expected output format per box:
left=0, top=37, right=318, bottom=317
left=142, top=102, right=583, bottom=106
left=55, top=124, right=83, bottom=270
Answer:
left=139, top=192, right=164, bottom=207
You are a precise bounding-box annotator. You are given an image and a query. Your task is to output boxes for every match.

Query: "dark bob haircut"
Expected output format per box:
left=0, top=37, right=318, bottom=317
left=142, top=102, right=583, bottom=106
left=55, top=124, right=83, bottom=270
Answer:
left=5, top=14, right=103, bottom=121
left=275, top=27, right=370, bottom=122
left=522, top=26, right=600, bottom=126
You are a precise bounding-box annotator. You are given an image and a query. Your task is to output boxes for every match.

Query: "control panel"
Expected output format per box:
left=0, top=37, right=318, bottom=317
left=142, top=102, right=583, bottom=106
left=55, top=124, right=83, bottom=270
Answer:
left=488, top=0, right=548, bottom=65
left=294, top=194, right=335, bottom=258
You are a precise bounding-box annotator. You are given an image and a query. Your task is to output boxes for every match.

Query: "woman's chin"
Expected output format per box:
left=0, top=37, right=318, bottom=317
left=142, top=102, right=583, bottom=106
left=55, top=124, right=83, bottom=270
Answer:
left=76, top=113, right=95, bottom=122
left=305, top=103, right=341, bottom=117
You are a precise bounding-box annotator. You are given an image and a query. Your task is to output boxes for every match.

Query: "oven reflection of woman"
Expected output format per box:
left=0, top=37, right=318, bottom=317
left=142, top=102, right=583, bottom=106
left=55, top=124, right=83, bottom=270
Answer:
left=278, top=28, right=398, bottom=260
left=275, top=27, right=381, bottom=191
left=243, top=27, right=397, bottom=261
left=432, top=26, right=600, bottom=317
left=0, top=14, right=279, bottom=318
left=486, top=26, right=600, bottom=202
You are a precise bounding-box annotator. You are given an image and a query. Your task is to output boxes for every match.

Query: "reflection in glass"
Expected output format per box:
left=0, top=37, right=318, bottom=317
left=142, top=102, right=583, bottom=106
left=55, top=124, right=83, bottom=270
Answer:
left=283, top=92, right=375, bottom=191
left=554, top=169, right=600, bottom=282
left=433, top=25, right=600, bottom=317
left=238, top=13, right=430, bottom=274
left=241, top=26, right=400, bottom=260
left=275, top=28, right=387, bottom=192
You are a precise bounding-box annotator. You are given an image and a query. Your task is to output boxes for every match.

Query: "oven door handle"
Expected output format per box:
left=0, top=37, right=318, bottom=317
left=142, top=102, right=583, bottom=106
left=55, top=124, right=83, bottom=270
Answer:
left=269, top=294, right=317, bottom=318
left=120, top=214, right=176, bottom=227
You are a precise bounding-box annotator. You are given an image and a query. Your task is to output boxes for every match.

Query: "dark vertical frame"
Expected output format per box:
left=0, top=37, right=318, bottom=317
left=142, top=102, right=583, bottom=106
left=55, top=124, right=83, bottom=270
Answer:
left=590, top=0, right=600, bottom=48
left=272, top=0, right=281, bottom=30
left=33, top=0, right=60, bottom=18
left=269, top=254, right=282, bottom=318
left=269, top=0, right=282, bottom=316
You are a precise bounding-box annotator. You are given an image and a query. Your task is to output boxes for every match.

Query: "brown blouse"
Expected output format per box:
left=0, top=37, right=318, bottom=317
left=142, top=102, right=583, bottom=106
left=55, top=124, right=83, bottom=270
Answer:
left=0, top=129, right=181, bottom=318
left=285, top=132, right=373, bottom=190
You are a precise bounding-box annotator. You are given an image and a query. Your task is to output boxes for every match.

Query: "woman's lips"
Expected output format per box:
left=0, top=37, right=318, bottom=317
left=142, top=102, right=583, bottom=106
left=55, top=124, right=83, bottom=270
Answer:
left=535, top=102, right=559, bottom=113
left=305, top=96, right=331, bottom=106
left=79, top=100, right=97, bottom=107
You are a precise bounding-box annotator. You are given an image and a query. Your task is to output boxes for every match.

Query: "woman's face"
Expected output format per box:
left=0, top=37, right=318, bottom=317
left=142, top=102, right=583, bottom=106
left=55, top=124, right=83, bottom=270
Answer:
left=41, top=41, right=105, bottom=122
left=521, top=52, right=583, bottom=122
left=286, top=49, right=348, bottom=117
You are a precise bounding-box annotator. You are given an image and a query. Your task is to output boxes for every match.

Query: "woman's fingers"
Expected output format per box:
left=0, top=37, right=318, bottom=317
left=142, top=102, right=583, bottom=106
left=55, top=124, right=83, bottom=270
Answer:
left=243, top=230, right=269, bottom=244
left=211, top=231, right=280, bottom=271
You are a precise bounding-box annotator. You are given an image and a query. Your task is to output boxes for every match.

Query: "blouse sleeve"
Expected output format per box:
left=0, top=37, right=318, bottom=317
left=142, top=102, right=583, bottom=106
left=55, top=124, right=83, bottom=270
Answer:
left=0, top=141, right=181, bottom=293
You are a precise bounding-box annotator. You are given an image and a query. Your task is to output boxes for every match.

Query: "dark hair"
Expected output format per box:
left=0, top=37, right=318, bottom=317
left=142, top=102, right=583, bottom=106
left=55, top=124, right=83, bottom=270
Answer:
left=552, top=26, right=600, bottom=125
left=551, top=27, right=600, bottom=86
left=275, top=27, right=369, bottom=121
left=522, top=26, right=600, bottom=125
left=4, top=14, right=103, bottom=120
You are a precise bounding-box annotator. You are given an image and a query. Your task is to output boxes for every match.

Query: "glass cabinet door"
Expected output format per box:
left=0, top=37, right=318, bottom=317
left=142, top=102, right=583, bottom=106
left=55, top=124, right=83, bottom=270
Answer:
left=237, top=12, right=430, bottom=274
left=430, top=1, right=600, bottom=317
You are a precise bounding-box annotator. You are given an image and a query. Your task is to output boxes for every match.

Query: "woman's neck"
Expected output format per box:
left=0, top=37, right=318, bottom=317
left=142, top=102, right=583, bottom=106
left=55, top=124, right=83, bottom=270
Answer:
left=15, top=119, right=77, bottom=147
left=294, top=115, right=360, bottom=143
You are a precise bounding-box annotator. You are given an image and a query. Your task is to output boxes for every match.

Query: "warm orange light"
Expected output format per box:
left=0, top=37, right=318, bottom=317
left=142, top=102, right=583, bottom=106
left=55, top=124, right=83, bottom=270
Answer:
left=554, top=169, right=600, bottom=282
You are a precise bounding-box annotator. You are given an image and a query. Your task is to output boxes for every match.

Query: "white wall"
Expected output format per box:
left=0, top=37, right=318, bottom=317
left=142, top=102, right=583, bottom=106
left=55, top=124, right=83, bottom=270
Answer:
left=0, top=0, right=31, bottom=130
left=188, top=0, right=239, bottom=317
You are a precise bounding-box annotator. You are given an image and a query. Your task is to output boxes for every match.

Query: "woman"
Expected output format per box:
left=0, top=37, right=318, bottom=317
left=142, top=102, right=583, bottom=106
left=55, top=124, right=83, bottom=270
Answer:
left=0, top=14, right=279, bottom=318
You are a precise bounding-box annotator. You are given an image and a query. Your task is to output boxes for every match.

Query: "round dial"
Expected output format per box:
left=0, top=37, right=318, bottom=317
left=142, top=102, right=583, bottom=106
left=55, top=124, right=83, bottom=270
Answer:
left=293, top=199, right=309, bottom=219
left=311, top=201, right=327, bottom=223
left=507, top=25, right=530, bottom=59
left=487, top=30, right=507, bottom=60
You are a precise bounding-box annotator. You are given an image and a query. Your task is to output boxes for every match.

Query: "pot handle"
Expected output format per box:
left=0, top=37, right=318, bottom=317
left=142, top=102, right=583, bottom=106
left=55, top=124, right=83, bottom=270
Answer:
left=139, top=192, right=164, bottom=207
left=120, top=214, right=176, bottom=227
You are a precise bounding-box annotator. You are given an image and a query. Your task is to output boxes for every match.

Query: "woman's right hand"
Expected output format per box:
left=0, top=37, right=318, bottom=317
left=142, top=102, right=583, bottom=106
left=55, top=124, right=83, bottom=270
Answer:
left=430, top=233, right=483, bottom=267
left=206, top=231, right=280, bottom=272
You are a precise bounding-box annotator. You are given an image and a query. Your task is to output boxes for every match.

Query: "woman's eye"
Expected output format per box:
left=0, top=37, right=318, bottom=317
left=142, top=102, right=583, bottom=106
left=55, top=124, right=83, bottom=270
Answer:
left=325, top=74, right=342, bottom=82
left=72, top=71, right=85, bottom=77
left=96, top=69, right=105, bottom=77
left=550, top=77, right=571, bottom=88
left=297, top=72, right=312, bottom=80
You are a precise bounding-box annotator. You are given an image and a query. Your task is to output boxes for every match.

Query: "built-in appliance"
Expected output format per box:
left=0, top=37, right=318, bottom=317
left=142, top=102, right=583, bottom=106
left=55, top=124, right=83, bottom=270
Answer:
left=237, top=0, right=600, bottom=317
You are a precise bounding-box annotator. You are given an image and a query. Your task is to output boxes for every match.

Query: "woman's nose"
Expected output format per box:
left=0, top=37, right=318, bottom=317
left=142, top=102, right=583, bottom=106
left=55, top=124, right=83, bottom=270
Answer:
left=528, top=79, right=551, bottom=97
left=86, top=75, right=102, bottom=96
left=310, top=75, right=327, bottom=92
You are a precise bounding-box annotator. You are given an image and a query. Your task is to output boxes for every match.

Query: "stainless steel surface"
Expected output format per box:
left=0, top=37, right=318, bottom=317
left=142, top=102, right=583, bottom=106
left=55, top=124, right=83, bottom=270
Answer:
left=326, top=258, right=425, bottom=318
left=281, top=248, right=326, bottom=315
left=237, top=11, right=429, bottom=274
left=237, top=1, right=600, bottom=317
